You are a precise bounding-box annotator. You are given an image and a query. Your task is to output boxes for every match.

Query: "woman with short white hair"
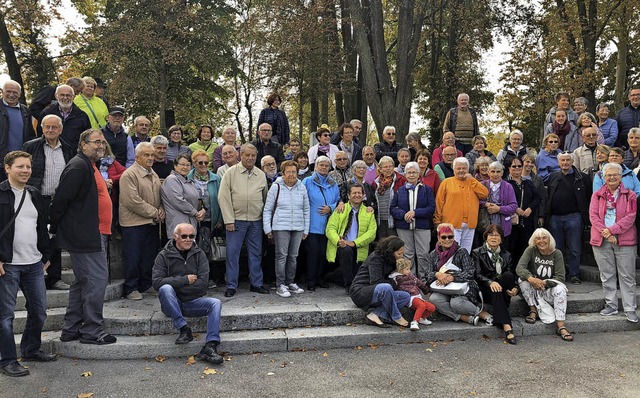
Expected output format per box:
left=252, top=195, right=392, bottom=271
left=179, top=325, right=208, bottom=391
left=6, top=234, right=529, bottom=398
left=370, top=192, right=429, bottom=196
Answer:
left=496, top=130, right=529, bottom=168
left=516, top=228, right=573, bottom=341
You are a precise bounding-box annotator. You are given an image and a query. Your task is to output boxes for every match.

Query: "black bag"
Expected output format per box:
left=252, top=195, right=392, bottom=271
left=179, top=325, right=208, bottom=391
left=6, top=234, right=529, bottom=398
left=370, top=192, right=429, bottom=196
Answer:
left=197, top=224, right=212, bottom=259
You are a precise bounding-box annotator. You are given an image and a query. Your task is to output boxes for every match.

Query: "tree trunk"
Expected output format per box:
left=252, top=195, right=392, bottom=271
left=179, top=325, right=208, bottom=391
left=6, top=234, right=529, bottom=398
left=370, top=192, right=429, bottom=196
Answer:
left=298, top=76, right=304, bottom=142
left=158, top=60, right=168, bottom=134
left=340, top=0, right=357, bottom=121
left=613, top=9, right=628, bottom=110
left=0, top=9, right=25, bottom=104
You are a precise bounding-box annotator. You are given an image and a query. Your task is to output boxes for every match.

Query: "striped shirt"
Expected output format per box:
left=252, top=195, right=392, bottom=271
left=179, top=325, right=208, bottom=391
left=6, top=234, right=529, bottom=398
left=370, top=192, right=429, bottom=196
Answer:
left=41, top=140, right=66, bottom=196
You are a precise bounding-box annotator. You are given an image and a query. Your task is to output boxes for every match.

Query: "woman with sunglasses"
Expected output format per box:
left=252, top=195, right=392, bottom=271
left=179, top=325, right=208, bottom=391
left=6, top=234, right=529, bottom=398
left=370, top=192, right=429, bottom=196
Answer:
left=308, top=125, right=339, bottom=169
left=593, top=147, right=640, bottom=197
left=187, top=150, right=223, bottom=286
left=505, top=157, right=539, bottom=262
left=189, top=124, right=218, bottom=170
left=161, top=154, right=204, bottom=237
left=425, top=224, right=491, bottom=326
left=535, top=133, right=562, bottom=183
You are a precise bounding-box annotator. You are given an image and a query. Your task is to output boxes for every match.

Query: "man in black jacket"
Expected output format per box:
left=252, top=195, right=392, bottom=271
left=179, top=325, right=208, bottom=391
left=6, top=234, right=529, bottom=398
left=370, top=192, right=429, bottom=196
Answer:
left=23, top=114, right=75, bottom=290
left=37, top=84, right=91, bottom=149
left=545, top=153, right=590, bottom=285
left=0, top=151, right=55, bottom=377
left=50, top=129, right=117, bottom=345
left=152, top=223, right=223, bottom=364
left=0, top=80, right=36, bottom=182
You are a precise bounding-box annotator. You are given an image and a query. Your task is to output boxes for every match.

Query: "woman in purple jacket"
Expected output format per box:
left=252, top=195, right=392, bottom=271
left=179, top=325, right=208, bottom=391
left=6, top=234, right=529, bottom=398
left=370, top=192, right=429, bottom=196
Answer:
left=480, top=162, right=518, bottom=238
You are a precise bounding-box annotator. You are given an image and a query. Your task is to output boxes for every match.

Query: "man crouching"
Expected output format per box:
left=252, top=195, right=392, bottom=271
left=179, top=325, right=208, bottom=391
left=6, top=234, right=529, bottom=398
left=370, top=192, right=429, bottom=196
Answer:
left=152, top=223, right=223, bottom=364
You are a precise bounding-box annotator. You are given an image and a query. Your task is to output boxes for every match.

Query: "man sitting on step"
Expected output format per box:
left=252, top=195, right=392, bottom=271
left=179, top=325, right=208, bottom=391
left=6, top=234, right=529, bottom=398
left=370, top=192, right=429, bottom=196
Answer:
left=152, top=223, right=223, bottom=364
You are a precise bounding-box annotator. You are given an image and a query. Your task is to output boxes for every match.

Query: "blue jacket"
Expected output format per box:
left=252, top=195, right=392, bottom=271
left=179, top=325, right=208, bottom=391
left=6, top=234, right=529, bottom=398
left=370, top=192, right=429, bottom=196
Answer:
left=615, top=105, right=640, bottom=148
left=263, top=177, right=310, bottom=234
left=593, top=164, right=640, bottom=198
left=302, top=172, right=341, bottom=234
left=599, top=118, right=618, bottom=147
left=536, top=148, right=561, bottom=182
left=390, top=183, right=435, bottom=230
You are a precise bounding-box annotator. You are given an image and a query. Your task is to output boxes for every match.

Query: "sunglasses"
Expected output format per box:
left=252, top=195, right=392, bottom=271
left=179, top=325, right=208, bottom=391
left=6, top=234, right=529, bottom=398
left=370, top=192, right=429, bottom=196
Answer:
left=179, top=234, right=195, bottom=240
left=321, top=133, right=331, bottom=137
left=197, top=161, right=209, bottom=166
left=510, top=165, right=523, bottom=168
left=547, top=140, right=558, bottom=144
left=439, top=235, right=455, bottom=240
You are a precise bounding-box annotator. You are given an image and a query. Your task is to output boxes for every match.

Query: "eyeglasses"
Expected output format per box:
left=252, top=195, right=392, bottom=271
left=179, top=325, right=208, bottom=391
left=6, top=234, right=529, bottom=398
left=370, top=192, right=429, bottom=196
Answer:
left=179, top=234, right=195, bottom=240
left=510, top=165, right=523, bottom=169
left=264, top=162, right=276, bottom=167
left=439, top=235, right=455, bottom=240
left=584, top=134, right=596, bottom=138
left=547, top=140, right=558, bottom=144
left=88, top=140, right=107, bottom=146
left=197, top=161, right=209, bottom=165
left=177, top=163, right=191, bottom=167
left=604, top=174, right=621, bottom=178
left=336, top=158, right=348, bottom=161
left=260, top=129, right=273, bottom=133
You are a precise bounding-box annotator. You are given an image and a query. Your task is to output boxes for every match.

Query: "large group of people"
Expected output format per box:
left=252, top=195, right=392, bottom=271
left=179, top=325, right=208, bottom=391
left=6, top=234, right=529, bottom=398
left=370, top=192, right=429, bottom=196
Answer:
left=1, top=79, right=640, bottom=377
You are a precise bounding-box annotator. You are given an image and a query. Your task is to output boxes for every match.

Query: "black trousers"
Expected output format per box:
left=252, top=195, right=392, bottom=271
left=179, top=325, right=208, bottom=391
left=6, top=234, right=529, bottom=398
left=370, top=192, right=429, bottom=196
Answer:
left=42, top=195, right=62, bottom=288
left=336, top=246, right=359, bottom=287
left=480, top=271, right=517, bottom=327
left=305, top=233, right=327, bottom=287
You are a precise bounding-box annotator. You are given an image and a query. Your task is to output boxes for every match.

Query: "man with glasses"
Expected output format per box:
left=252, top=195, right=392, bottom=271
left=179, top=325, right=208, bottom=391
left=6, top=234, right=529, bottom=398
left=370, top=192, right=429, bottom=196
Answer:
left=152, top=223, right=223, bottom=364
left=572, top=127, right=599, bottom=174
left=434, top=146, right=457, bottom=181
left=329, top=151, right=353, bottom=194
left=119, top=142, right=164, bottom=300
left=374, top=126, right=404, bottom=165
left=545, top=153, right=590, bottom=285
left=615, top=87, right=640, bottom=149
left=252, top=122, right=284, bottom=170
left=37, top=84, right=90, bottom=149
left=50, top=129, right=117, bottom=345
left=101, top=106, right=134, bottom=167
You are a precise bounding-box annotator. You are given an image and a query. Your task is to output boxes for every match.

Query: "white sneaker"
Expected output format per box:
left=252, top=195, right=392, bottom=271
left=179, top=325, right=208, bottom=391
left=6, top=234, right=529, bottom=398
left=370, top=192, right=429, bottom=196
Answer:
left=418, top=318, right=432, bottom=326
left=287, top=283, right=304, bottom=294
left=276, top=285, right=291, bottom=298
left=410, top=320, right=419, bottom=331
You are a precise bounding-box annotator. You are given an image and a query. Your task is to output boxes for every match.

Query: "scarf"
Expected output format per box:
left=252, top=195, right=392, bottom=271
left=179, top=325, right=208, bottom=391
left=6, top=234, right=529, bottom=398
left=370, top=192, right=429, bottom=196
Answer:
left=340, top=141, right=354, bottom=162
left=485, top=243, right=503, bottom=275
left=98, top=156, right=114, bottom=180
left=193, top=171, right=209, bottom=181
left=552, top=120, right=572, bottom=148
left=406, top=182, right=419, bottom=230
left=318, top=144, right=330, bottom=154
left=298, top=167, right=309, bottom=176
left=377, top=173, right=394, bottom=195
left=435, top=241, right=459, bottom=270
left=605, top=187, right=619, bottom=210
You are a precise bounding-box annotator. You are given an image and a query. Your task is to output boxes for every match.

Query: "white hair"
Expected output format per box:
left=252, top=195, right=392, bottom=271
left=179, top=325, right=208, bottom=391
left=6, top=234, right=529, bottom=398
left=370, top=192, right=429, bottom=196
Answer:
left=2, top=79, right=21, bottom=91
left=488, top=161, right=504, bottom=172
left=452, top=157, right=469, bottom=170
left=528, top=228, right=556, bottom=251
left=315, top=155, right=331, bottom=166
left=602, top=162, right=622, bottom=175
left=41, top=114, right=63, bottom=128
left=135, top=142, right=154, bottom=156
left=405, top=161, right=420, bottom=173
left=261, top=155, right=275, bottom=167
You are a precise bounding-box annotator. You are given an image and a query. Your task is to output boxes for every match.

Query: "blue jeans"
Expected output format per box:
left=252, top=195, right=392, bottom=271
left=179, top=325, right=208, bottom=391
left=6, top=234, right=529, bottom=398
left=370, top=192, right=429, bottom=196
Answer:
left=273, top=230, right=303, bottom=287
left=225, top=220, right=263, bottom=289
left=548, top=213, right=582, bottom=277
left=369, top=283, right=410, bottom=322
left=158, top=285, right=221, bottom=343
left=0, top=262, right=47, bottom=366
left=122, top=224, right=160, bottom=295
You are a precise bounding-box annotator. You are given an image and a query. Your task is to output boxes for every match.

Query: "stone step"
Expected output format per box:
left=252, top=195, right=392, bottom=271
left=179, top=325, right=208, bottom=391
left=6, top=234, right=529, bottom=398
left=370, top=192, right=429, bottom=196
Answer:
left=579, top=265, right=640, bottom=284
left=20, top=312, right=640, bottom=360
left=14, top=281, right=626, bottom=336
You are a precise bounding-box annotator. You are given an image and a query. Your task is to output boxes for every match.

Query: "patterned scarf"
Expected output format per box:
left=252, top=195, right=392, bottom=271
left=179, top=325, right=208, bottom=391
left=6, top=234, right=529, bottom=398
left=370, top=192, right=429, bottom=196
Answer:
left=485, top=243, right=503, bottom=275
left=318, top=144, right=330, bottom=154
left=605, top=187, right=619, bottom=210
left=377, top=173, right=394, bottom=195
left=436, top=240, right=459, bottom=270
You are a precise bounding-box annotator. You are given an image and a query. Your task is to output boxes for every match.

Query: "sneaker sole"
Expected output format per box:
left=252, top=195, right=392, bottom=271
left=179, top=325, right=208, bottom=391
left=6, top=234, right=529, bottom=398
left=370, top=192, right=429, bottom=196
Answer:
left=600, top=311, right=618, bottom=316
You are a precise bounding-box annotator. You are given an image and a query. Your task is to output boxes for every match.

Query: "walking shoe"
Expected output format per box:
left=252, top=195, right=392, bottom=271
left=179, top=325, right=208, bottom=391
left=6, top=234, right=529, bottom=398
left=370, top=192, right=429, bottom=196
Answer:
left=468, top=316, right=479, bottom=326
left=21, top=351, right=57, bottom=362
left=175, top=326, right=193, bottom=344
left=197, top=342, right=223, bottom=365
left=60, top=332, right=80, bottom=342
left=485, top=316, right=494, bottom=326
left=287, top=283, right=304, bottom=294
left=249, top=285, right=270, bottom=294
left=418, top=318, right=432, bottom=326
left=207, top=280, right=217, bottom=289
left=600, top=306, right=618, bottom=316
left=126, top=290, right=143, bottom=300
left=570, top=276, right=581, bottom=285
left=224, top=289, right=236, bottom=297
left=626, top=311, right=638, bottom=323
left=276, top=285, right=291, bottom=298
left=51, top=280, right=70, bottom=290
left=79, top=334, right=117, bottom=345
left=410, top=320, right=419, bottom=331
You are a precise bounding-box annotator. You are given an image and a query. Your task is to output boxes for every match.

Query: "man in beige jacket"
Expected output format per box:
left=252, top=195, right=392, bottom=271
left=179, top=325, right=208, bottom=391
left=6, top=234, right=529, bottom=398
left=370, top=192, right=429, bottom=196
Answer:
left=218, top=143, right=268, bottom=297
left=119, top=142, right=164, bottom=300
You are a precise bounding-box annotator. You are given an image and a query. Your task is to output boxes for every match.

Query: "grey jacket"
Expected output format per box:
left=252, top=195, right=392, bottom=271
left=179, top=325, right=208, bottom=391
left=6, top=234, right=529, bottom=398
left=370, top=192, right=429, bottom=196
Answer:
left=161, top=170, right=200, bottom=236
left=152, top=240, right=208, bottom=302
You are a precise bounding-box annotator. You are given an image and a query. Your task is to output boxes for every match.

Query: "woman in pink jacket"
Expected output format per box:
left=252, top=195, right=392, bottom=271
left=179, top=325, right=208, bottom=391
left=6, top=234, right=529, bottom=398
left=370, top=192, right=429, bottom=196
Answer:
left=589, top=162, right=638, bottom=323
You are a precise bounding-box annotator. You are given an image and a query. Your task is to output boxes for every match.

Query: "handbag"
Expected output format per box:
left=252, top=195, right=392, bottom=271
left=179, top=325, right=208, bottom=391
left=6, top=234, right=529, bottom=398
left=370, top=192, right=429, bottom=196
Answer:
left=210, top=236, right=226, bottom=261
left=429, top=280, right=469, bottom=295
left=197, top=224, right=212, bottom=260
left=511, top=214, right=519, bottom=225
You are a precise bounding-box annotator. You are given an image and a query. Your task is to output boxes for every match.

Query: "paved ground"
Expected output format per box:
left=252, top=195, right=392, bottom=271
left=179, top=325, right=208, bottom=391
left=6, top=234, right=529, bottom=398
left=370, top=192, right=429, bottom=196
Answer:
left=3, top=330, right=639, bottom=398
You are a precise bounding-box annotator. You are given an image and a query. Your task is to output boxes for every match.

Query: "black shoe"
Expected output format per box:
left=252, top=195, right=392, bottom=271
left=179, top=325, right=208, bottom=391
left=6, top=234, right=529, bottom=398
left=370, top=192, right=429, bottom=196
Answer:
left=250, top=285, right=269, bottom=294
left=224, top=289, right=236, bottom=297
left=60, top=331, right=80, bottom=342
left=0, top=362, right=29, bottom=377
left=318, top=282, right=330, bottom=288
left=307, top=285, right=316, bottom=292
left=197, top=342, right=224, bottom=365
left=175, top=326, right=193, bottom=345
left=21, top=351, right=58, bottom=362
left=79, top=334, right=117, bottom=345
left=570, top=276, right=581, bottom=285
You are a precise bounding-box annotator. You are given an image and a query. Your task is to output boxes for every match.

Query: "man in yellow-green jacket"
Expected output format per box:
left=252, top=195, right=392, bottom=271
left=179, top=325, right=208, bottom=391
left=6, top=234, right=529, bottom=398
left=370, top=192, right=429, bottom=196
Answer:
left=326, top=183, right=377, bottom=294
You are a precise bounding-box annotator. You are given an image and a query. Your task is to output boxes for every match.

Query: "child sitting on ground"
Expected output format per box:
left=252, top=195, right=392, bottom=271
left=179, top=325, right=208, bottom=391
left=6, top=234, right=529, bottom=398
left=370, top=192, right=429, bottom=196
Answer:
left=389, top=258, right=435, bottom=330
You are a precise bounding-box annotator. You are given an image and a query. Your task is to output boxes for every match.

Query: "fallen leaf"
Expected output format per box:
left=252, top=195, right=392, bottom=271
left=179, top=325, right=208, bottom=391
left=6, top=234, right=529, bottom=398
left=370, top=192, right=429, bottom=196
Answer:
left=620, top=373, right=625, bottom=378
left=345, top=323, right=352, bottom=326
left=322, top=352, right=329, bottom=357
left=155, top=355, right=167, bottom=363
left=338, top=371, right=346, bottom=377
left=81, top=371, right=92, bottom=378
left=368, top=343, right=379, bottom=350
left=469, top=392, right=478, bottom=395
left=280, top=362, right=288, bottom=368
left=431, top=370, right=438, bottom=373
left=481, top=334, right=491, bottom=341
left=267, top=372, right=275, bottom=376
left=77, top=393, right=94, bottom=398
left=41, top=387, right=49, bottom=393
left=426, top=348, right=433, bottom=352
left=355, top=346, right=363, bottom=350
left=202, top=368, right=217, bottom=375
left=388, top=380, right=395, bottom=385
left=441, top=342, right=447, bottom=346
left=224, top=356, right=233, bottom=361
left=186, top=356, right=196, bottom=365
left=144, top=367, right=152, bottom=371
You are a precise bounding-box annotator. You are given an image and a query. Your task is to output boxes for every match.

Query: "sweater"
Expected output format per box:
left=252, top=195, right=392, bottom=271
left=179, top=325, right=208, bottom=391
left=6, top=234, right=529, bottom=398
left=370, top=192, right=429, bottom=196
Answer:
left=263, top=177, right=310, bottom=234
left=516, top=246, right=565, bottom=283
left=434, top=176, right=488, bottom=229
left=479, top=180, right=518, bottom=237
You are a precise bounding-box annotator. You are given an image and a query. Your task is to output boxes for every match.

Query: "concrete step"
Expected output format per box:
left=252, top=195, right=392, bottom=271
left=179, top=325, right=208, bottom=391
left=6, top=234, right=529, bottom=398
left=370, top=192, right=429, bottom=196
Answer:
left=580, top=265, right=640, bottom=284
left=20, top=312, right=640, bottom=360
left=14, top=281, right=624, bottom=336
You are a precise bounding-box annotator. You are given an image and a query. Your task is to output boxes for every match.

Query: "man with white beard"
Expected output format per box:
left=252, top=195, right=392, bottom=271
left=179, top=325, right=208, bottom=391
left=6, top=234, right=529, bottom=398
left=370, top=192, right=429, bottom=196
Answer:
left=38, top=84, right=91, bottom=149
